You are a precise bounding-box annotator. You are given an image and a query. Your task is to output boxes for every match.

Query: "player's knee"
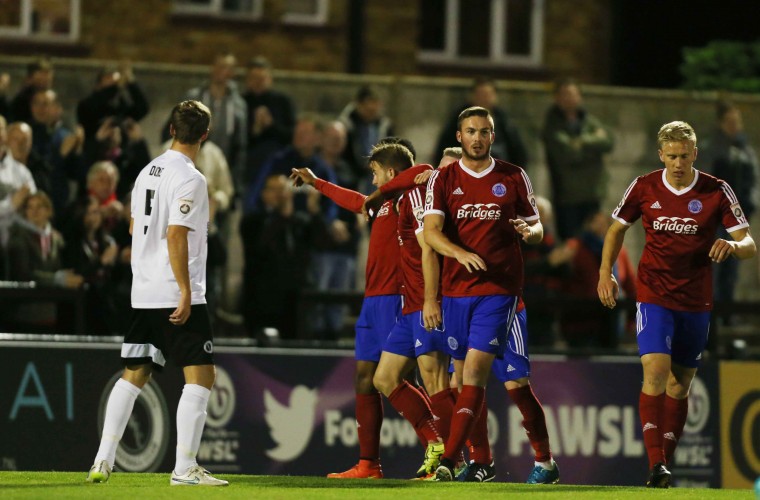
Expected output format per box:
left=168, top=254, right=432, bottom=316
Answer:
left=355, top=372, right=376, bottom=393
left=666, top=377, right=691, bottom=399
left=372, top=371, right=394, bottom=396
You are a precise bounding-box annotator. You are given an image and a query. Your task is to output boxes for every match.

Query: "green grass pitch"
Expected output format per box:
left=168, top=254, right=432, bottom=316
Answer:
left=0, top=472, right=756, bottom=499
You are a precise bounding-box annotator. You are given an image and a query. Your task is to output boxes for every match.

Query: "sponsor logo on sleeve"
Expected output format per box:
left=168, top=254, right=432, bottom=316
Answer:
left=731, top=203, right=744, bottom=219
left=179, top=198, right=194, bottom=215
left=413, top=205, right=424, bottom=224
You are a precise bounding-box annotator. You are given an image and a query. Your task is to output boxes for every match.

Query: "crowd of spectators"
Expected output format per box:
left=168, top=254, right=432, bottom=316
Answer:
left=0, top=56, right=752, bottom=350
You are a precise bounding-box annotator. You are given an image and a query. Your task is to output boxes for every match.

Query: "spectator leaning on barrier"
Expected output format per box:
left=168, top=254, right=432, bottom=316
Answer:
left=3, top=191, right=83, bottom=332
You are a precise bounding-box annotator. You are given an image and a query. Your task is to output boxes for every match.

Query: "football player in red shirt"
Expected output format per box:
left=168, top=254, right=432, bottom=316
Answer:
left=598, top=121, right=756, bottom=487
left=423, top=106, right=544, bottom=481
left=291, top=143, right=441, bottom=479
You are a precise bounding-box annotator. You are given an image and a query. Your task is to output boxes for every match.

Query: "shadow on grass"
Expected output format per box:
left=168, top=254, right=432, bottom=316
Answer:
left=229, top=475, right=625, bottom=492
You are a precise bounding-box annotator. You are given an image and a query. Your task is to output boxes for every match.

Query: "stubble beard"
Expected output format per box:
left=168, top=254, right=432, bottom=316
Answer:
left=463, top=145, right=491, bottom=162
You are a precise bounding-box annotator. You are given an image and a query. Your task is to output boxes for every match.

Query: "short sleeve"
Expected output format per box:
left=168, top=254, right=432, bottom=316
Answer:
left=423, top=168, right=447, bottom=219
left=514, top=168, right=540, bottom=221
left=408, top=187, right=426, bottom=234
left=612, top=177, right=643, bottom=226
left=168, top=175, right=207, bottom=231
left=719, top=180, right=750, bottom=233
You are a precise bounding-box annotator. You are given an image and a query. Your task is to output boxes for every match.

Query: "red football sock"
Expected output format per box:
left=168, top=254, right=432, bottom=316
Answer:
left=467, top=395, right=492, bottom=464
left=662, top=395, right=688, bottom=465
left=356, top=392, right=383, bottom=461
left=429, top=388, right=455, bottom=442
left=639, top=392, right=666, bottom=468
left=450, top=387, right=475, bottom=455
left=388, top=381, right=441, bottom=445
left=508, top=385, right=552, bottom=463
left=443, top=385, right=484, bottom=462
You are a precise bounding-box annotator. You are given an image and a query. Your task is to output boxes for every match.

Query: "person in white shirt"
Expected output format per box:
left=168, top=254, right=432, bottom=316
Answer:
left=0, top=114, right=36, bottom=246
left=86, top=100, right=228, bottom=487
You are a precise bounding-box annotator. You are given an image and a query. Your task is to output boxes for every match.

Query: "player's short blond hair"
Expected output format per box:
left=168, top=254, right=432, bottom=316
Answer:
left=657, top=121, right=696, bottom=148
left=441, top=147, right=463, bottom=160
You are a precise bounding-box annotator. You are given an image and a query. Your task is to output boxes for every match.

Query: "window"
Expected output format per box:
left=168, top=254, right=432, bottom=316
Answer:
left=0, top=0, right=80, bottom=41
left=281, top=0, right=329, bottom=26
left=173, top=0, right=263, bottom=19
left=418, top=0, right=544, bottom=67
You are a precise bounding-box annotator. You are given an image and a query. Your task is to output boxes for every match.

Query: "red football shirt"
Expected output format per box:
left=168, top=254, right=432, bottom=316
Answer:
left=424, top=159, right=539, bottom=297
left=613, top=169, right=749, bottom=311
left=398, top=186, right=428, bottom=314
left=315, top=179, right=401, bottom=297
left=365, top=199, right=402, bottom=297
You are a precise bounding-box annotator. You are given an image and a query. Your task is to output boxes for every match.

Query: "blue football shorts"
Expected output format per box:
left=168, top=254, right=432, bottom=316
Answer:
left=440, top=295, right=519, bottom=360
left=492, top=307, right=531, bottom=383
left=636, top=302, right=711, bottom=368
left=355, top=294, right=402, bottom=362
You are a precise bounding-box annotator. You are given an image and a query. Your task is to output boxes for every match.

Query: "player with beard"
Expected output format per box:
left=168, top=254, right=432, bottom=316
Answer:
left=370, top=144, right=558, bottom=482
left=422, top=106, right=543, bottom=482
left=598, top=121, right=755, bottom=487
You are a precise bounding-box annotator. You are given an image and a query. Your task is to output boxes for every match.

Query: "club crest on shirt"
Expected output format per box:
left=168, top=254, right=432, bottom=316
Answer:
left=687, top=199, right=702, bottom=214
left=492, top=183, right=507, bottom=197
left=179, top=198, right=193, bottom=214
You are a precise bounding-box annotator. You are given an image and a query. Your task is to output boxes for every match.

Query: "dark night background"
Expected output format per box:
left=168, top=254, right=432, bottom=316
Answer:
left=611, top=0, right=760, bottom=89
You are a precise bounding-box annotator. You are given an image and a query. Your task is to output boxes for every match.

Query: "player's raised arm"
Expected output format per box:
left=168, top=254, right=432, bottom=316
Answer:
left=362, top=164, right=434, bottom=219
left=597, top=219, right=629, bottom=308
left=290, top=167, right=366, bottom=214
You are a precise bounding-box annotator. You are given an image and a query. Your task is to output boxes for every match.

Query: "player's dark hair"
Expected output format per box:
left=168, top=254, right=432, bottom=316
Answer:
left=368, top=143, right=413, bottom=172
left=457, top=106, right=493, bottom=130
left=376, top=136, right=417, bottom=161
left=170, top=100, right=211, bottom=145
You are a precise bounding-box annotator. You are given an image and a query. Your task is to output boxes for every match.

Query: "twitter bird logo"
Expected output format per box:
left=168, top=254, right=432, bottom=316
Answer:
left=264, top=385, right=318, bottom=462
